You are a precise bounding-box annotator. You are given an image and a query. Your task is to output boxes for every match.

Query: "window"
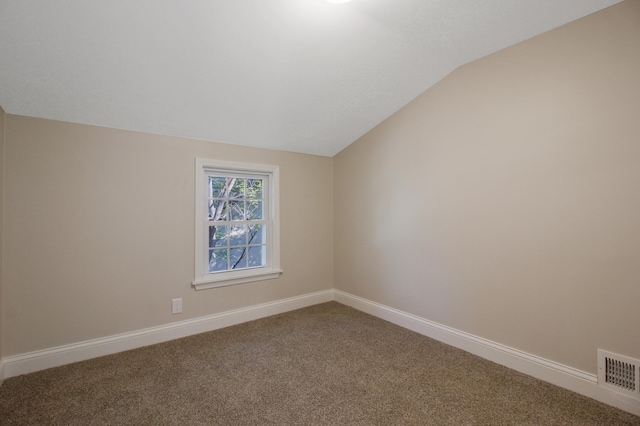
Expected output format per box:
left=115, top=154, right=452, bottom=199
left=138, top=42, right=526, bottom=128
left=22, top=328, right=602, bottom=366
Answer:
left=193, top=159, right=281, bottom=290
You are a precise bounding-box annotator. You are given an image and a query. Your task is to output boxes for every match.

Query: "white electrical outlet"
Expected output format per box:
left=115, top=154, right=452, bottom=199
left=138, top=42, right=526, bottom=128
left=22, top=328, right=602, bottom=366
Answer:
left=171, top=298, right=182, bottom=314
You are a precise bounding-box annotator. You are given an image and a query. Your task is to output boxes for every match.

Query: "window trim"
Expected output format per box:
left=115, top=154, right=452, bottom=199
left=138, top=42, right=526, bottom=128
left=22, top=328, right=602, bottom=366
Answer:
left=193, top=158, right=282, bottom=290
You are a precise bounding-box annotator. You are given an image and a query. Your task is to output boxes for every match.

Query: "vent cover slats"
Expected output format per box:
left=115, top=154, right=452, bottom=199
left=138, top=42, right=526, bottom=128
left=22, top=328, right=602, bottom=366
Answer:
left=605, top=358, right=636, bottom=390
left=598, top=349, right=640, bottom=400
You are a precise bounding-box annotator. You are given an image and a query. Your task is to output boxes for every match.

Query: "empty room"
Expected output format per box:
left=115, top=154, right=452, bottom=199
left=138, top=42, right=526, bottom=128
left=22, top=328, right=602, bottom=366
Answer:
left=0, top=0, right=639, bottom=424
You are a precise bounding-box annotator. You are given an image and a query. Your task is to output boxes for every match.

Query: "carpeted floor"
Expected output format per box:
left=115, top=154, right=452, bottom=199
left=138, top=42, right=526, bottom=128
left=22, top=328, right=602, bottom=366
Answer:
left=0, top=302, right=638, bottom=425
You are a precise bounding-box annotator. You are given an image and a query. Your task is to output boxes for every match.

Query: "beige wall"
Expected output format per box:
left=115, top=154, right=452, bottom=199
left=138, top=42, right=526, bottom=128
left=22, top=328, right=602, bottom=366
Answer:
left=0, top=105, right=5, bottom=364
left=334, top=0, right=640, bottom=374
left=2, top=0, right=638, bottom=380
left=3, top=116, right=333, bottom=356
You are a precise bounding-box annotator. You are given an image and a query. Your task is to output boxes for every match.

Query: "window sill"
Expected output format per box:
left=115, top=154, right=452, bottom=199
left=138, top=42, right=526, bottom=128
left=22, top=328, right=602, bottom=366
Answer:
left=192, top=267, right=283, bottom=291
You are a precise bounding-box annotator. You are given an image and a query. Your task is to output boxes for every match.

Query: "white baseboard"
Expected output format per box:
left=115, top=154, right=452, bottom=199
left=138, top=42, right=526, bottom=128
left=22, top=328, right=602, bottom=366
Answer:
left=2, top=288, right=638, bottom=417
left=2, top=289, right=334, bottom=380
left=334, top=290, right=640, bottom=417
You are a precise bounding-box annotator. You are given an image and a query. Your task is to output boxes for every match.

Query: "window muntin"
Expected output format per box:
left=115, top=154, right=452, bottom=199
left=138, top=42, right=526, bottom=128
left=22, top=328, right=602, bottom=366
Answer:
left=193, top=159, right=281, bottom=290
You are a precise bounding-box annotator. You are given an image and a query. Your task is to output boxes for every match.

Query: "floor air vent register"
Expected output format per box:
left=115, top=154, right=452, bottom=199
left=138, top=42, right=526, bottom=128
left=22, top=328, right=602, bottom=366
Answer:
left=598, top=349, right=640, bottom=400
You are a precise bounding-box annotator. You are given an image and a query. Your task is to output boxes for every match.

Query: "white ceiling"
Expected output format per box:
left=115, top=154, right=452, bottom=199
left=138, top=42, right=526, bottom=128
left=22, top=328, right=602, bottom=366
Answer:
left=0, top=0, right=623, bottom=157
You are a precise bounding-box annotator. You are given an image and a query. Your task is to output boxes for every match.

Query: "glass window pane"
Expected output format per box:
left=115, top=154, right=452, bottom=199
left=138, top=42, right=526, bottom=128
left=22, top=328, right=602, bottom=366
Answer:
left=209, top=177, right=229, bottom=198
left=229, top=178, right=245, bottom=198
left=209, top=225, right=228, bottom=248
left=229, top=225, right=247, bottom=246
left=246, top=179, right=263, bottom=199
left=209, top=200, right=227, bottom=221
left=200, top=165, right=275, bottom=281
left=248, top=224, right=264, bottom=245
left=246, top=200, right=263, bottom=220
left=209, top=249, right=228, bottom=272
left=230, top=248, right=248, bottom=270
left=248, top=246, right=265, bottom=267
left=229, top=200, right=245, bottom=221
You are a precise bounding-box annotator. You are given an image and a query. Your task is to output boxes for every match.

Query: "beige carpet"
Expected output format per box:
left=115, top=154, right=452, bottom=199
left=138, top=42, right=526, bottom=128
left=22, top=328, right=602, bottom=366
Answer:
left=0, top=302, right=638, bottom=425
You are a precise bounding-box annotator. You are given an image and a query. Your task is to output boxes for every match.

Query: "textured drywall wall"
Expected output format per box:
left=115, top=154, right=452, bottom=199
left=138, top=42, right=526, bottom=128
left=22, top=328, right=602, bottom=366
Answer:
left=0, top=105, right=5, bottom=363
left=334, top=0, right=640, bottom=374
left=3, top=116, right=333, bottom=355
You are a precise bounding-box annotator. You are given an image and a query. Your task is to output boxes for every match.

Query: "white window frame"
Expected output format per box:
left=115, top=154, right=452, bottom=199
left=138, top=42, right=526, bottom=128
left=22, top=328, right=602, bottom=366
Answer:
left=193, top=158, right=282, bottom=290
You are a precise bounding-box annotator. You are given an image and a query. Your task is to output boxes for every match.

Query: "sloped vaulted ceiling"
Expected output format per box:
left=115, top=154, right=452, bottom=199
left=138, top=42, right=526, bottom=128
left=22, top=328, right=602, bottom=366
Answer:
left=0, top=0, right=623, bottom=156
